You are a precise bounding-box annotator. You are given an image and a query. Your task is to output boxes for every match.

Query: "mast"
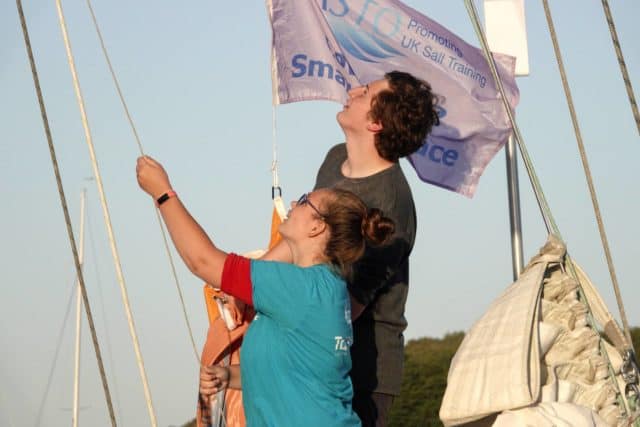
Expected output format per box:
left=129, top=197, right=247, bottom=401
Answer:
left=72, top=188, right=86, bottom=427
left=484, top=0, right=530, bottom=280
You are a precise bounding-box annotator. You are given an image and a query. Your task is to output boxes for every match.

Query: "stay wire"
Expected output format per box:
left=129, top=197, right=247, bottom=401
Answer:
left=463, top=0, right=558, bottom=236
left=84, top=0, right=200, bottom=364
left=465, top=1, right=634, bottom=413
left=15, top=1, right=117, bottom=425
left=600, top=0, right=640, bottom=136
left=540, top=0, right=633, bottom=349
left=53, top=0, right=157, bottom=424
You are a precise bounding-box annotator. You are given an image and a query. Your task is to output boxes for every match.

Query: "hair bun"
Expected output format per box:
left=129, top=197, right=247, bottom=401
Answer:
left=362, top=208, right=395, bottom=246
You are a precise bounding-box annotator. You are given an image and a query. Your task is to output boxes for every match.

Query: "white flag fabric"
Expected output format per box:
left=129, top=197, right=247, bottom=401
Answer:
left=268, top=0, right=520, bottom=197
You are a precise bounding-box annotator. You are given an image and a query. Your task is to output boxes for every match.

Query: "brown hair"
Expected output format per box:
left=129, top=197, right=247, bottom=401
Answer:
left=369, top=71, right=440, bottom=162
left=319, top=189, right=395, bottom=279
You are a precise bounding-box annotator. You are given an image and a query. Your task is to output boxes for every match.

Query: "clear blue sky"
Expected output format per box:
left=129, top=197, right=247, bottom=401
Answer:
left=1, top=1, right=638, bottom=426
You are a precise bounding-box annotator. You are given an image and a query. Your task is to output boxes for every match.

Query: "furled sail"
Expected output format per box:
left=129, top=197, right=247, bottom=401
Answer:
left=440, top=235, right=639, bottom=426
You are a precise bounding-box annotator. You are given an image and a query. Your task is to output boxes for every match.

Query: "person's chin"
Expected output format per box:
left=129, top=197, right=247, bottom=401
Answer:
left=278, top=221, right=289, bottom=237
left=336, top=109, right=347, bottom=124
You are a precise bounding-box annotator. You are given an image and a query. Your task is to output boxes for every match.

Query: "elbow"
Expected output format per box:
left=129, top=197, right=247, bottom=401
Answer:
left=185, top=251, right=223, bottom=287
left=185, top=255, right=209, bottom=280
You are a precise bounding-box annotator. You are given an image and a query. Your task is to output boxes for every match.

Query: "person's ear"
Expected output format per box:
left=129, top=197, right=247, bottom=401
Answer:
left=309, top=220, right=327, bottom=238
left=366, top=121, right=383, bottom=133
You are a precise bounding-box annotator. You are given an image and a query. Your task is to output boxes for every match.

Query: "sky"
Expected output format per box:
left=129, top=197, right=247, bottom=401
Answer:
left=1, top=1, right=639, bottom=426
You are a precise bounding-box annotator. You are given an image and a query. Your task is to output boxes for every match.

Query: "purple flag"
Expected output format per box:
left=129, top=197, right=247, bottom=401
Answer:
left=268, top=0, right=520, bottom=197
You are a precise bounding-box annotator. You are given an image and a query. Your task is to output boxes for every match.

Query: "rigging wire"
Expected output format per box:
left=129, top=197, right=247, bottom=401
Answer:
left=34, top=273, right=77, bottom=427
left=15, top=1, right=117, bottom=425
left=600, top=0, right=640, bottom=136
left=84, top=0, right=200, bottom=364
left=540, top=0, right=633, bottom=349
left=464, top=0, right=635, bottom=417
left=462, top=0, right=558, bottom=237
left=52, top=0, right=157, bottom=424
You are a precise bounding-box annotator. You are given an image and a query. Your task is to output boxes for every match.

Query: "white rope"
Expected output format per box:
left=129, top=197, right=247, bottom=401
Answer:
left=53, top=0, right=157, bottom=425
left=271, top=105, right=280, bottom=196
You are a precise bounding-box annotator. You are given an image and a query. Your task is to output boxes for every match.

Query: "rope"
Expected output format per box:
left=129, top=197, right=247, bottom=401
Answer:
left=600, top=0, right=640, bottom=135
left=271, top=105, right=281, bottom=198
left=52, top=0, right=157, bottom=424
left=540, top=0, right=633, bottom=349
left=463, top=0, right=559, bottom=237
left=15, top=1, right=117, bottom=425
left=84, top=0, right=200, bottom=364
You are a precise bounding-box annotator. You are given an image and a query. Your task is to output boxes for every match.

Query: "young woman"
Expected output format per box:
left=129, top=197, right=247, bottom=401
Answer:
left=136, top=155, right=394, bottom=427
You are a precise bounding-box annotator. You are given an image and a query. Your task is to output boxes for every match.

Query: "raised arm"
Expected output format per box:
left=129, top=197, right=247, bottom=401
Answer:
left=136, top=156, right=226, bottom=287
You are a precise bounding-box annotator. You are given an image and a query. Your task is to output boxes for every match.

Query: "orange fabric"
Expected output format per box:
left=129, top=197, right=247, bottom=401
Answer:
left=268, top=207, right=283, bottom=249
left=197, top=206, right=282, bottom=427
left=198, top=288, right=254, bottom=427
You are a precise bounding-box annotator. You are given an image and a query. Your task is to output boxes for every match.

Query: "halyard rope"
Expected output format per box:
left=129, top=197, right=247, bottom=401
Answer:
left=85, top=0, right=201, bottom=364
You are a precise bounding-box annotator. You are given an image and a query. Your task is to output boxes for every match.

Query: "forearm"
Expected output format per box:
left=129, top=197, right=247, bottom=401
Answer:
left=158, top=196, right=226, bottom=287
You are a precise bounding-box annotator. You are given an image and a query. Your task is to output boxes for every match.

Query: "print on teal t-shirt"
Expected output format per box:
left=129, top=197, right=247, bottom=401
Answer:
left=240, top=260, right=361, bottom=427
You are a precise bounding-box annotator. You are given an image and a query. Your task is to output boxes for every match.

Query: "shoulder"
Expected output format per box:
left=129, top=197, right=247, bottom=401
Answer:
left=356, top=164, right=414, bottom=209
left=325, top=143, right=346, bottom=160
left=250, top=259, right=301, bottom=278
left=250, top=261, right=341, bottom=285
left=316, top=143, right=346, bottom=189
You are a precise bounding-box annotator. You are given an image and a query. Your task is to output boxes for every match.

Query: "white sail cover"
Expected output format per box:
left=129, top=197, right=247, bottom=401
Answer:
left=440, top=235, right=631, bottom=426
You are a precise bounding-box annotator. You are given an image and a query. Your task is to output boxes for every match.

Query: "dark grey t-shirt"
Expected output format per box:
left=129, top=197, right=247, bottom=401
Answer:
left=314, top=143, right=416, bottom=395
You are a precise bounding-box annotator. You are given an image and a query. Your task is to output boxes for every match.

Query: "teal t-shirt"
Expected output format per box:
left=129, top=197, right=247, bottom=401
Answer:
left=240, top=260, right=361, bottom=427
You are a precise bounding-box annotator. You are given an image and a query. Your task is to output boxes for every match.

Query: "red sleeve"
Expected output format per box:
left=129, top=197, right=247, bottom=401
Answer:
left=221, top=253, right=253, bottom=306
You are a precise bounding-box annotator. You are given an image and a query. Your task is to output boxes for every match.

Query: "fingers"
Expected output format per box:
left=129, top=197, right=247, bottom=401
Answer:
left=135, top=155, right=157, bottom=174
left=135, top=155, right=171, bottom=198
left=138, top=155, right=157, bottom=166
left=199, top=377, right=227, bottom=395
left=199, top=365, right=229, bottom=396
